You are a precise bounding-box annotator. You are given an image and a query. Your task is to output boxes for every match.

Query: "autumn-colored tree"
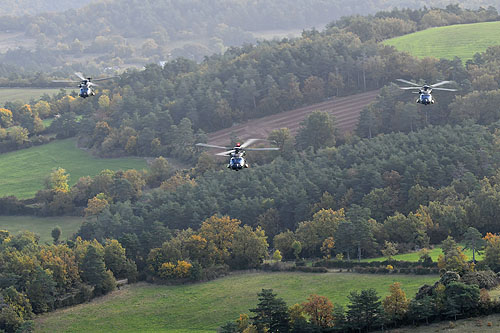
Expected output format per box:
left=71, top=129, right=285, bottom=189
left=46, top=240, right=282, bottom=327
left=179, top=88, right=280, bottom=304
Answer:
left=320, top=237, right=335, bottom=259
left=437, top=236, right=469, bottom=274
left=160, top=172, right=196, bottom=192
left=231, top=225, right=268, bottom=269
left=383, top=282, right=409, bottom=322
left=85, top=193, right=109, bottom=217
left=8, top=126, right=29, bottom=146
left=123, top=169, right=146, bottom=197
left=48, top=168, right=70, bottom=193
left=0, top=108, right=13, bottom=127
left=32, top=100, right=51, bottom=118
left=302, top=294, right=335, bottom=328
left=483, top=233, right=500, bottom=271
left=174, top=260, right=192, bottom=278
left=288, top=303, right=307, bottom=328
left=200, top=215, right=240, bottom=262
left=272, top=249, right=282, bottom=262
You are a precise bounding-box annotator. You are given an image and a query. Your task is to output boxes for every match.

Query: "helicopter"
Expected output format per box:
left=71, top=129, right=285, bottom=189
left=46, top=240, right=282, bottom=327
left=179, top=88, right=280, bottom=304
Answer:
left=52, top=72, right=117, bottom=98
left=196, top=139, right=279, bottom=171
left=396, top=79, right=457, bottom=105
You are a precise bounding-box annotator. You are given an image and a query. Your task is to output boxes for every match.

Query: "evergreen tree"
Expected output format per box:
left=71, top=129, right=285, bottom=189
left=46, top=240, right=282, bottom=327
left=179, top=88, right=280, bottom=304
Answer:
left=250, top=289, right=290, bottom=333
left=463, top=227, right=485, bottom=264
left=81, top=245, right=116, bottom=295
left=347, top=289, right=383, bottom=331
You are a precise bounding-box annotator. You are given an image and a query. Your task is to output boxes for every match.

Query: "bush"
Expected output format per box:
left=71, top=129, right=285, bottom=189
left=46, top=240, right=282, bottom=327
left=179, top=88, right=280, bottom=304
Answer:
left=292, top=266, right=328, bottom=273
left=314, top=259, right=437, bottom=269
left=462, top=271, right=500, bottom=290
left=295, top=259, right=306, bottom=267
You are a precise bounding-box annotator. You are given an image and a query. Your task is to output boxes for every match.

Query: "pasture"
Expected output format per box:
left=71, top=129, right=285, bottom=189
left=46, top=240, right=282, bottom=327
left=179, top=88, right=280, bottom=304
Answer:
left=383, top=21, right=500, bottom=61
left=0, top=88, right=75, bottom=105
left=35, top=272, right=438, bottom=333
left=0, top=138, right=148, bottom=198
left=362, top=247, right=483, bottom=262
left=0, top=215, right=84, bottom=243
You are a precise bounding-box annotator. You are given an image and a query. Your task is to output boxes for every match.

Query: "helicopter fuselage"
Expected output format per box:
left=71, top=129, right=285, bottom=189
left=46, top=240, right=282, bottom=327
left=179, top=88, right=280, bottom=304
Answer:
left=417, top=92, right=434, bottom=105
left=79, top=82, right=95, bottom=98
left=227, top=150, right=249, bottom=171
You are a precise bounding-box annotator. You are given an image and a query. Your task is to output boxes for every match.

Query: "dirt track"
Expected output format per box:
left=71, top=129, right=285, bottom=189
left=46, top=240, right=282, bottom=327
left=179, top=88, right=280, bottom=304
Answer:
left=207, top=90, right=379, bottom=146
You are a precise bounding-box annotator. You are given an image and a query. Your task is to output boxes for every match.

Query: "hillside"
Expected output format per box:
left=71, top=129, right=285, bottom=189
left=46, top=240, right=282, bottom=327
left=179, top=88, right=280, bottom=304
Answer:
left=0, top=215, right=83, bottom=243
left=0, top=0, right=92, bottom=16
left=35, top=273, right=437, bottom=332
left=207, top=90, right=379, bottom=146
left=0, top=138, right=147, bottom=198
left=383, top=21, right=500, bottom=61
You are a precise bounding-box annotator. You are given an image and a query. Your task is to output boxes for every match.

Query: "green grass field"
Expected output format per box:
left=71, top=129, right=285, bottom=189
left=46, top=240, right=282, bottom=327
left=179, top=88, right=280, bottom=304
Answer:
left=0, top=88, right=75, bottom=105
left=0, top=215, right=83, bottom=243
left=383, top=21, right=500, bottom=61
left=362, top=246, right=483, bottom=263
left=0, top=138, right=148, bottom=198
left=35, top=272, right=438, bottom=333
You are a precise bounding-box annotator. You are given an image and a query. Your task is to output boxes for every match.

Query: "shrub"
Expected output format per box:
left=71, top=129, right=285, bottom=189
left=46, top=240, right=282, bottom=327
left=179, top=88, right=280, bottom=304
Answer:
left=462, top=271, right=500, bottom=290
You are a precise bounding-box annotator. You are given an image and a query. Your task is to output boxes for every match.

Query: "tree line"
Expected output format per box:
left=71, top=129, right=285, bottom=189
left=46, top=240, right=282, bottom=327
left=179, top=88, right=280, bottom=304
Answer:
left=0, top=231, right=137, bottom=332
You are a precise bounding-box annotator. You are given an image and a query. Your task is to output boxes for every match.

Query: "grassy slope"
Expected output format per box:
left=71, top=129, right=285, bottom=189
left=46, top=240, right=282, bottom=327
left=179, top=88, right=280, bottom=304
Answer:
left=362, top=247, right=483, bottom=262
left=0, top=215, right=83, bottom=243
left=0, top=138, right=147, bottom=198
left=35, top=272, right=438, bottom=333
left=383, top=21, right=500, bottom=61
left=0, top=88, right=75, bottom=105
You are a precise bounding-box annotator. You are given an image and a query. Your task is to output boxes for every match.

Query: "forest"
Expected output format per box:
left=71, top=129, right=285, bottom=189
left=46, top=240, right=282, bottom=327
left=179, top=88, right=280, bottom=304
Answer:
left=0, top=0, right=91, bottom=16
left=5, top=3, right=500, bottom=332
left=0, top=1, right=498, bottom=72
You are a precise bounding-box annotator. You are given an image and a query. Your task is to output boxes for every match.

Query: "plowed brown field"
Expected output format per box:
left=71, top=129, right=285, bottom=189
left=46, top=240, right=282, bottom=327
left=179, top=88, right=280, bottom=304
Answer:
left=207, top=90, right=379, bottom=146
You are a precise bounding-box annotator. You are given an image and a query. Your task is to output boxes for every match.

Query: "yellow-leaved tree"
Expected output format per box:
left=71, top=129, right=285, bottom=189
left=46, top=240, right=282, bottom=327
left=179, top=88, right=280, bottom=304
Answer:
left=48, top=168, right=70, bottom=193
left=383, top=282, right=409, bottom=323
left=200, top=215, right=241, bottom=263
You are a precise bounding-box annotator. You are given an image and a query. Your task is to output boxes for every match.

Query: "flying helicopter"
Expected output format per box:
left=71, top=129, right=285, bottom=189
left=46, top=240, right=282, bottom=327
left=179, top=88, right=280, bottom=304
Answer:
left=52, top=72, right=117, bottom=98
left=396, top=79, right=457, bottom=105
left=196, top=139, right=279, bottom=171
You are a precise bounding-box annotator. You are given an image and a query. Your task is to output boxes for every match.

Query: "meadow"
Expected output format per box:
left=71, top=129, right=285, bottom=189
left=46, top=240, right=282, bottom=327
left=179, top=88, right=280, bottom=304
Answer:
left=362, top=247, right=484, bottom=262
left=0, top=87, right=75, bottom=105
left=0, top=215, right=83, bottom=243
left=383, top=21, right=500, bottom=61
left=35, top=272, right=438, bottom=333
left=0, top=138, right=148, bottom=198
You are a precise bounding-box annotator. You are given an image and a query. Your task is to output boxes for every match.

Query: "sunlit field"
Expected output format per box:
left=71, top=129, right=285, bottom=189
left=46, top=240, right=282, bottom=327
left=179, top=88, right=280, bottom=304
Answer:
left=0, top=138, right=148, bottom=198
left=36, top=272, right=438, bottom=333
left=383, top=21, right=500, bottom=61
left=0, top=215, right=84, bottom=243
left=0, top=87, right=75, bottom=105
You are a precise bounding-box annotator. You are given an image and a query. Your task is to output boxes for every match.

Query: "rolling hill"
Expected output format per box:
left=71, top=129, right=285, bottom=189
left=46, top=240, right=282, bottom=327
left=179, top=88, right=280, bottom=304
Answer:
left=0, top=138, right=148, bottom=198
left=383, top=21, right=500, bottom=61
left=207, top=90, right=379, bottom=146
left=35, top=272, right=438, bottom=333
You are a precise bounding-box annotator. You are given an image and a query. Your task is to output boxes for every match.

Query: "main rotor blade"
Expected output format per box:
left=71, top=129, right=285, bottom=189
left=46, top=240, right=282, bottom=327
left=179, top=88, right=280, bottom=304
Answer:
left=52, top=80, right=78, bottom=83
left=74, top=72, right=86, bottom=80
left=396, top=79, right=420, bottom=86
left=216, top=150, right=235, bottom=156
left=89, top=82, right=98, bottom=87
left=399, top=86, right=421, bottom=90
left=245, top=147, right=280, bottom=151
left=430, top=80, right=452, bottom=87
left=93, top=76, right=119, bottom=82
left=196, top=143, right=229, bottom=150
left=240, top=138, right=262, bottom=148
left=432, top=87, right=457, bottom=91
